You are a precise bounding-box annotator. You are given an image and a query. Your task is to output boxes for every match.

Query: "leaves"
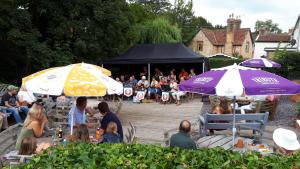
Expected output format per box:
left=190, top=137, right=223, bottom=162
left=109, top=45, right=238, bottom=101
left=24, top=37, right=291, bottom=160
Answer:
left=9, top=143, right=300, bottom=169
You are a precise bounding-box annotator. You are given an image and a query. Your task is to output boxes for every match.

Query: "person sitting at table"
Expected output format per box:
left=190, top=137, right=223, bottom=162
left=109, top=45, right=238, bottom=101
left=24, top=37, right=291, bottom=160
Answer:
left=179, top=68, right=189, bottom=80
left=219, top=97, right=232, bottom=114
left=98, top=102, right=123, bottom=141
left=1, top=85, right=29, bottom=123
left=68, top=97, right=95, bottom=128
left=273, top=128, right=300, bottom=155
left=168, top=70, right=177, bottom=82
left=74, top=124, right=90, bottom=143
left=15, top=103, right=48, bottom=149
left=19, top=136, right=50, bottom=155
left=170, top=120, right=196, bottom=150
left=102, top=122, right=122, bottom=143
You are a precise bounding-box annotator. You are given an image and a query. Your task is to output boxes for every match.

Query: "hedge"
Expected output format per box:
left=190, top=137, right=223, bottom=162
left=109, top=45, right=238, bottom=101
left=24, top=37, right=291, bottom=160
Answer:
left=12, top=143, right=300, bottom=169
left=209, top=58, right=244, bottom=69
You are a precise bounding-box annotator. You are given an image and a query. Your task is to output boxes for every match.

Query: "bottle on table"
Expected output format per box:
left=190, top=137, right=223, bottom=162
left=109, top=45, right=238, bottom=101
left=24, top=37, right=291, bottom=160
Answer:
left=58, top=126, right=63, bottom=138
left=96, top=127, right=101, bottom=140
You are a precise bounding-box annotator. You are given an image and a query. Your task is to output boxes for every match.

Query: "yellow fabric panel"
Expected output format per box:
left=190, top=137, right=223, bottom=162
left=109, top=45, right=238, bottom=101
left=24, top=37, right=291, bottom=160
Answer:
left=95, top=66, right=111, bottom=76
left=22, top=67, right=56, bottom=85
left=64, top=64, right=107, bottom=96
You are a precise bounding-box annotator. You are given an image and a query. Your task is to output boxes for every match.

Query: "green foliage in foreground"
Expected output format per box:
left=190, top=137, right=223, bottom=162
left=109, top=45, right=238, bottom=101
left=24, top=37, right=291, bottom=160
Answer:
left=13, top=143, right=300, bottom=169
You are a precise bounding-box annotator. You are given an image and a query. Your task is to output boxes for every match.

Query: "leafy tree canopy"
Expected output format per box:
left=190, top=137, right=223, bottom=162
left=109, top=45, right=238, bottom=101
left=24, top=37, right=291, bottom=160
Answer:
left=255, top=19, right=282, bottom=34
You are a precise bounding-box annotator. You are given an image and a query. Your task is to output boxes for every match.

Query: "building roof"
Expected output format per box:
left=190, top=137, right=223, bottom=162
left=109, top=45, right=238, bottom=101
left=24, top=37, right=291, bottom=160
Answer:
left=201, top=28, right=251, bottom=46
left=256, top=34, right=291, bottom=42
left=292, top=14, right=300, bottom=36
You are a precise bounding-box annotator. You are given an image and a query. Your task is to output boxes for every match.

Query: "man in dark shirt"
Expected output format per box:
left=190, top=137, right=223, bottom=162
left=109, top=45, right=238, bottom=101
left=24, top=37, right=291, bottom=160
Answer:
left=170, top=120, right=197, bottom=150
left=1, top=85, right=29, bottom=123
left=98, top=101, right=123, bottom=141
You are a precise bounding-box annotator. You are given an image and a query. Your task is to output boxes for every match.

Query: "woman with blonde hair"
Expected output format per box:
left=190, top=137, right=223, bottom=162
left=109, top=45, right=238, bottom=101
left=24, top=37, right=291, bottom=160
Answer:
left=15, top=103, right=48, bottom=149
left=102, top=122, right=121, bottom=143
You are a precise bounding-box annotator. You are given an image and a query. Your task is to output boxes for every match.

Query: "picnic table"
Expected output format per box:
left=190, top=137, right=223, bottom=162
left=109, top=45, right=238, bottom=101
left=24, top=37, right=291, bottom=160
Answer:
left=196, top=134, right=273, bottom=154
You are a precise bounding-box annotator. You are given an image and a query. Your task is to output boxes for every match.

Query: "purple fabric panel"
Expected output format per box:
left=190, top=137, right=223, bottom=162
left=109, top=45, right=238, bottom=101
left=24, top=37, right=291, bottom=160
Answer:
left=239, top=69, right=300, bottom=95
left=179, top=70, right=226, bottom=94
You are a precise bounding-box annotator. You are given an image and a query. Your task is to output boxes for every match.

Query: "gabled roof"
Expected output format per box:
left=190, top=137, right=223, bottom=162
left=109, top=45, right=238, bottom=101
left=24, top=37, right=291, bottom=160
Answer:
left=256, top=34, right=291, bottom=42
left=201, top=28, right=252, bottom=46
left=292, top=14, right=300, bottom=36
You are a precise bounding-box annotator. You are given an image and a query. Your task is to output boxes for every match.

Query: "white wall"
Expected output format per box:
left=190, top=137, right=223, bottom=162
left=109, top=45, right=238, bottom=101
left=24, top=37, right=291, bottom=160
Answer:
left=253, top=42, right=289, bottom=58
left=293, top=20, right=300, bottom=51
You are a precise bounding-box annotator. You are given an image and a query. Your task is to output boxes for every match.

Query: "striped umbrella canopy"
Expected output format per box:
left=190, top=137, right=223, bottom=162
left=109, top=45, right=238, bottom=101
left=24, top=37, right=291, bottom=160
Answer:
left=240, top=58, right=281, bottom=68
left=22, top=63, right=122, bottom=96
left=179, top=63, right=300, bottom=146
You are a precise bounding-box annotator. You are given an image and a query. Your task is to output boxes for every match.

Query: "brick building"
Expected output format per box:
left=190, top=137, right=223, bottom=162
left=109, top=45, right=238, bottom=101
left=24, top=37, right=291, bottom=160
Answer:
left=189, top=15, right=254, bottom=58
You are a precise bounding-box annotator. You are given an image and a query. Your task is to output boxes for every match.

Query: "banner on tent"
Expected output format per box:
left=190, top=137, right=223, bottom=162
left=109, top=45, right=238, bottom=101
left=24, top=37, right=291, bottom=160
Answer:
left=124, top=88, right=133, bottom=97
left=161, top=92, right=169, bottom=101
left=136, top=91, right=145, bottom=100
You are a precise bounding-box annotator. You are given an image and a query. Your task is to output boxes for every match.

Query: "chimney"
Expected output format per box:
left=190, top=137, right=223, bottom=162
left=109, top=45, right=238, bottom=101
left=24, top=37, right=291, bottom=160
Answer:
left=288, top=28, right=294, bottom=35
left=226, top=13, right=234, bottom=32
left=233, top=16, right=241, bottom=31
left=259, top=26, right=268, bottom=36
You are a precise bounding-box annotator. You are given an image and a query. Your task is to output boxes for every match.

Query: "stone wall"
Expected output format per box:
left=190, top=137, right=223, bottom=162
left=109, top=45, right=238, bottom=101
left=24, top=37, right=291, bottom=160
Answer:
left=240, top=31, right=254, bottom=58
left=189, top=30, right=214, bottom=57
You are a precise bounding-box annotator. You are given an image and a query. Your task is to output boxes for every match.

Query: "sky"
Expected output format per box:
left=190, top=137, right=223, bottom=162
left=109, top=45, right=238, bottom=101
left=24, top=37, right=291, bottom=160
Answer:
left=170, top=0, right=299, bottom=32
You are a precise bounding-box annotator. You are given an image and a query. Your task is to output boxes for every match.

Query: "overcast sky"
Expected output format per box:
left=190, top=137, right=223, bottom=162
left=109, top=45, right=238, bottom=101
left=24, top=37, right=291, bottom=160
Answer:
left=170, top=0, right=299, bottom=32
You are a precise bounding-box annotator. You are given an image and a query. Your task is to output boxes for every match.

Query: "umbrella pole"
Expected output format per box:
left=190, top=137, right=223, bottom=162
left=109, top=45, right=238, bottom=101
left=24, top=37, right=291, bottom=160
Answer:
left=232, top=96, right=237, bottom=147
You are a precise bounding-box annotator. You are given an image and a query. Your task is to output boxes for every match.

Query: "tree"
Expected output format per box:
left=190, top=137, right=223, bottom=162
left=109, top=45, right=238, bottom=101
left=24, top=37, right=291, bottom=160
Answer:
left=137, top=18, right=182, bottom=44
left=168, top=0, right=212, bottom=43
left=254, top=19, right=282, bottom=34
left=129, top=0, right=171, bottom=15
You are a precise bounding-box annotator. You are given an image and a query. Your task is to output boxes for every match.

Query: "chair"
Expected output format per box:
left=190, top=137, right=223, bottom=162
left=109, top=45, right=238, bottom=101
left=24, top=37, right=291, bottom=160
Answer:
left=254, top=100, right=278, bottom=120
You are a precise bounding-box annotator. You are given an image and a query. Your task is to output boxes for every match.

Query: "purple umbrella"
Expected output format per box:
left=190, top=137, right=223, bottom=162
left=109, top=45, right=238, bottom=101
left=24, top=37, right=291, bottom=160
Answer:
left=179, top=64, right=300, bottom=146
left=240, top=58, right=281, bottom=68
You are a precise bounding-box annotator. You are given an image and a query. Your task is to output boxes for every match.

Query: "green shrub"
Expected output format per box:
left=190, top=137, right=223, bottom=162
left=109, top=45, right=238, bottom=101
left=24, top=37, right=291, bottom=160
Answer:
left=209, top=58, right=244, bottom=69
left=273, top=51, right=300, bottom=80
left=12, top=143, right=300, bottom=169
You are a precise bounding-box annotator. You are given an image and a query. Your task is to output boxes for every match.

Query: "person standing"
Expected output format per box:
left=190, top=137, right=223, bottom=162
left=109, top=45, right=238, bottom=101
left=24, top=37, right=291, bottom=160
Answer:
left=170, top=120, right=196, bottom=150
left=1, top=85, right=29, bottom=123
left=98, top=102, right=123, bottom=141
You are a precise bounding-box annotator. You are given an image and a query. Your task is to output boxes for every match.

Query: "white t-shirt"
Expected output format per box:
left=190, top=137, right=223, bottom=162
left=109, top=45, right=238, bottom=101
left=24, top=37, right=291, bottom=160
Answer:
left=17, top=91, right=37, bottom=103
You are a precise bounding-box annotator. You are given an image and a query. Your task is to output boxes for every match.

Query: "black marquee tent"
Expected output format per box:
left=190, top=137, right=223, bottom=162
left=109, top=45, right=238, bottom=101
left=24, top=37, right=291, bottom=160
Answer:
left=100, top=43, right=209, bottom=80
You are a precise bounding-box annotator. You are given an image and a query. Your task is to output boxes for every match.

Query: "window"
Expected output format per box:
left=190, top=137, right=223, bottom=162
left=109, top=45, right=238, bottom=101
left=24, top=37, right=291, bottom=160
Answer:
left=245, top=42, right=250, bottom=53
left=197, top=41, right=203, bottom=51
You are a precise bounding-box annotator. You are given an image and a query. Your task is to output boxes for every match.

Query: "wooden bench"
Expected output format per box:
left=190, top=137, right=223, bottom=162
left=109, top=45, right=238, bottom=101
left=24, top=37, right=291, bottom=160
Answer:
left=199, top=112, right=269, bottom=141
left=0, top=124, right=22, bottom=155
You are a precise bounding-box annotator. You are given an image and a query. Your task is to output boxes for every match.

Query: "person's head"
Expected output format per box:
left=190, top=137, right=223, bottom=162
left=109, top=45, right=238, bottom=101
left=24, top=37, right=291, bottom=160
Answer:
left=76, top=97, right=87, bottom=112
left=75, top=124, right=90, bottom=142
left=155, top=68, right=159, bottom=72
left=190, top=69, right=195, bottom=73
left=212, top=106, right=223, bottom=114
left=98, top=101, right=110, bottom=115
left=219, top=97, right=230, bottom=113
left=129, top=76, right=134, bottom=81
left=19, top=137, right=37, bottom=155
left=120, top=75, right=125, bottom=81
left=152, top=76, right=156, bottom=81
left=179, top=120, right=191, bottom=133
left=116, top=77, right=120, bottom=82
left=141, top=76, right=146, bottom=81
left=7, top=85, right=18, bottom=95
left=180, top=77, right=185, bottom=82
left=106, top=122, right=118, bottom=134
left=24, top=103, right=44, bottom=126
left=273, top=128, right=300, bottom=155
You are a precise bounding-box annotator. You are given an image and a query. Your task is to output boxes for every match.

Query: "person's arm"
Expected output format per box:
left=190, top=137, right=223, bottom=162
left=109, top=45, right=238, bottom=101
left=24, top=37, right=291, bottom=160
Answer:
left=4, top=101, right=13, bottom=108
left=85, top=107, right=95, bottom=116
left=29, top=119, right=48, bottom=137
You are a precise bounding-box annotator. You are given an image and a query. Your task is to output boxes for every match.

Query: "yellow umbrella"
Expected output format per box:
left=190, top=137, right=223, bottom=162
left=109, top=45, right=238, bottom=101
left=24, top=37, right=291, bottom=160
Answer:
left=22, top=63, right=122, bottom=97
